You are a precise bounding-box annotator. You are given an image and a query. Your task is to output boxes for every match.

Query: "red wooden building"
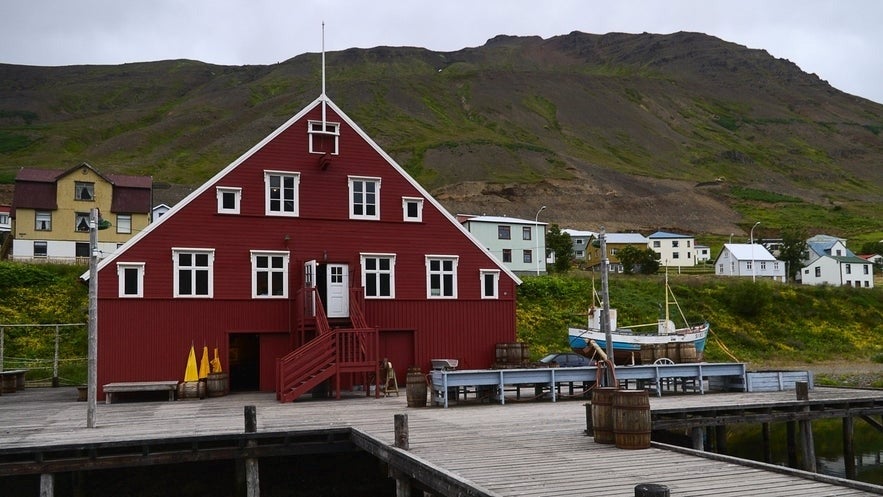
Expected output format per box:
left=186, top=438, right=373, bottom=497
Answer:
left=94, top=95, right=521, bottom=401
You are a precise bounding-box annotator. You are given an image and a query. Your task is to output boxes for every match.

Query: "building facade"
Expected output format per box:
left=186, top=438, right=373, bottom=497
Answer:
left=11, top=163, right=151, bottom=263
left=460, top=215, right=547, bottom=275
left=714, top=243, right=786, bottom=281
left=647, top=231, right=696, bottom=267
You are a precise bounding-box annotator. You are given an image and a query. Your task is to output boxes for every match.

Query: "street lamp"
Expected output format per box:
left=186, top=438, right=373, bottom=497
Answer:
left=750, top=221, right=760, bottom=282
left=535, top=205, right=546, bottom=276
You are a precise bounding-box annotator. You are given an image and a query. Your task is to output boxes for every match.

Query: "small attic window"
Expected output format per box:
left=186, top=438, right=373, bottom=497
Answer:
left=308, top=120, right=340, bottom=155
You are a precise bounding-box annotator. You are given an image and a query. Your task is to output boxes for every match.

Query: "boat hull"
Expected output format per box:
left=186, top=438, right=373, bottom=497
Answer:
left=569, top=323, right=708, bottom=364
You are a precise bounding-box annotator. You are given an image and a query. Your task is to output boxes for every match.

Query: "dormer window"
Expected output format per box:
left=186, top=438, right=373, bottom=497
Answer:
left=308, top=120, right=339, bottom=155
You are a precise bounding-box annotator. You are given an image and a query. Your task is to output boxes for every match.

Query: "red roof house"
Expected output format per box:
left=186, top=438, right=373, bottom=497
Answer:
left=94, top=95, right=521, bottom=401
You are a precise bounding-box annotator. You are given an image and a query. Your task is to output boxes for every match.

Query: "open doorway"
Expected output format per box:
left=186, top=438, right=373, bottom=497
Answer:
left=229, top=333, right=259, bottom=391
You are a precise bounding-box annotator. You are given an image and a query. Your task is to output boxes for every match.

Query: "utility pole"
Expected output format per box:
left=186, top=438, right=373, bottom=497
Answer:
left=87, top=208, right=98, bottom=428
left=599, top=228, right=614, bottom=386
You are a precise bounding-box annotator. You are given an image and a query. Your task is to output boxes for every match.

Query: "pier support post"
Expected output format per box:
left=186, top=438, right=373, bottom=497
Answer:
left=786, top=421, right=798, bottom=468
left=40, top=473, right=54, bottom=497
left=795, top=382, right=817, bottom=473
left=244, top=405, right=260, bottom=497
left=761, top=422, right=772, bottom=463
left=690, top=427, right=704, bottom=450
left=392, top=414, right=414, bottom=497
left=714, top=425, right=728, bottom=455
left=843, top=416, right=856, bottom=479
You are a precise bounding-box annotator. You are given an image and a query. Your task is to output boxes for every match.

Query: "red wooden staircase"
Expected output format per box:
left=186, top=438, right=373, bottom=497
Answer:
left=276, top=288, right=379, bottom=402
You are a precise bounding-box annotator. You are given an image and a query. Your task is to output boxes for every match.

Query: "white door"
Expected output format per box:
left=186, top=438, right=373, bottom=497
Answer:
left=304, top=260, right=317, bottom=317
left=326, top=264, right=350, bottom=318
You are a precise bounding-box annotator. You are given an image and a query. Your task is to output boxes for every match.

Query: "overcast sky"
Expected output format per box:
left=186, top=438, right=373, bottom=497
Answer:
left=2, top=0, right=882, bottom=104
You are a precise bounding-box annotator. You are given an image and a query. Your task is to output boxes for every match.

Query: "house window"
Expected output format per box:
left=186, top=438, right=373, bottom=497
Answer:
left=845, top=264, right=851, bottom=274
left=74, top=181, right=94, bottom=201
left=718, top=264, right=724, bottom=274
left=35, top=211, right=52, bottom=231
left=426, top=256, right=458, bottom=298
left=672, top=252, right=680, bottom=259
left=117, top=262, right=145, bottom=298
left=75, top=212, right=90, bottom=232
left=173, top=248, right=214, bottom=297
left=760, top=261, right=767, bottom=271
left=864, top=265, right=870, bottom=275
left=653, top=241, right=660, bottom=248
left=33, top=241, right=47, bottom=257
left=835, top=249, right=842, bottom=256
left=523, top=249, right=533, bottom=264
left=251, top=251, right=289, bottom=298
left=264, top=171, right=300, bottom=216
left=576, top=250, right=584, bottom=257
left=687, top=240, right=692, bottom=247
left=308, top=120, right=340, bottom=155
left=361, top=253, right=395, bottom=298
left=349, top=176, right=380, bottom=220
left=773, top=262, right=779, bottom=271
left=480, top=269, right=500, bottom=299
left=502, top=249, right=512, bottom=263
left=116, top=214, right=132, bottom=234
left=746, top=261, right=752, bottom=271
left=576, top=239, right=584, bottom=245
left=672, top=241, right=679, bottom=248
left=498, top=225, right=511, bottom=240
left=815, top=267, right=821, bottom=277
left=523, top=227, right=532, bottom=241
left=217, top=187, right=242, bottom=214
left=402, top=197, right=423, bottom=222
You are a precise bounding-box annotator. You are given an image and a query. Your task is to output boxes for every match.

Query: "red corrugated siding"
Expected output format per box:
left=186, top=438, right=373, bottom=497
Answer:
left=96, top=101, right=519, bottom=395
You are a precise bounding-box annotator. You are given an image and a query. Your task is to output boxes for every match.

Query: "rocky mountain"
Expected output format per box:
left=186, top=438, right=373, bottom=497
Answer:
left=1, top=31, right=881, bottom=237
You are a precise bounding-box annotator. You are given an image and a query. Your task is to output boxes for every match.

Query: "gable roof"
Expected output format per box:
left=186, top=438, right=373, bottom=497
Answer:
left=719, top=243, right=777, bottom=261
left=96, top=95, right=521, bottom=285
left=605, top=233, right=648, bottom=244
left=807, top=240, right=855, bottom=258
left=647, top=231, right=692, bottom=239
left=13, top=163, right=152, bottom=214
left=462, top=215, right=547, bottom=226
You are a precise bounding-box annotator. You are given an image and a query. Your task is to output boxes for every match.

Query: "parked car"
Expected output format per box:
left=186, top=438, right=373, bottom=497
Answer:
left=538, top=352, right=593, bottom=368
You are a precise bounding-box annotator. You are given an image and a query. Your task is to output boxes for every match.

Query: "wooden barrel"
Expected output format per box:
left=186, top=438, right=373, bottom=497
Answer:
left=495, top=343, right=509, bottom=364
left=1, top=376, right=15, bottom=393
left=406, top=368, right=427, bottom=407
left=206, top=372, right=229, bottom=397
left=679, top=343, right=698, bottom=363
left=640, top=345, right=655, bottom=365
left=666, top=343, right=681, bottom=363
left=613, top=389, right=651, bottom=449
left=507, top=343, right=529, bottom=366
left=591, top=387, right=618, bottom=444
left=654, top=344, right=668, bottom=362
left=177, top=380, right=205, bottom=400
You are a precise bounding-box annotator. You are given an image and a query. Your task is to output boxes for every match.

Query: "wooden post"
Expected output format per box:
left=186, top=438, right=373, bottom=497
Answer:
left=786, top=421, right=798, bottom=468
left=244, top=405, right=259, bottom=497
left=705, top=426, right=715, bottom=451
left=795, top=383, right=816, bottom=472
left=393, top=414, right=412, bottom=497
left=715, top=425, right=728, bottom=455
left=40, top=473, right=54, bottom=497
left=584, top=402, right=593, bottom=436
left=761, top=422, right=772, bottom=463
left=843, top=416, right=856, bottom=479
left=796, top=381, right=809, bottom=401
left=52, top=324, right=60, bottom=388
left=690, top=427, right=704, bottom=450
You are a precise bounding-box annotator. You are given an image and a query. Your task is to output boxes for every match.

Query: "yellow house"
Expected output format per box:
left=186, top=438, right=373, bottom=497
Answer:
left=11, top=163, right=152, bottom=262
left=585, top=232, right=650, bottom=272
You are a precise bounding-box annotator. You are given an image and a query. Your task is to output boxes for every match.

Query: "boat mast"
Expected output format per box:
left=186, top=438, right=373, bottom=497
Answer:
left=665, top=266, right=670, bottom=332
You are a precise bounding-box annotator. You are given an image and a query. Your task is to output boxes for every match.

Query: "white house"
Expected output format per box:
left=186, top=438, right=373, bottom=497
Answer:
left=647, top=231, right=696, bottom=267
left=714, top=243, right=786, bottom=282
left=801, top=255, right=875, bottom=288
left=562, top=228, right=597, bottom=262
left=803, top=234, right=850, bottom=265
left=460, top=215, right=547, bottom=275
left=695, top=245, right=711, bottom=262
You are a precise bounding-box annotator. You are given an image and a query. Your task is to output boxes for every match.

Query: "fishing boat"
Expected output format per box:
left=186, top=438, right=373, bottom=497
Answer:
left=568, top=233, right=709, bottom=365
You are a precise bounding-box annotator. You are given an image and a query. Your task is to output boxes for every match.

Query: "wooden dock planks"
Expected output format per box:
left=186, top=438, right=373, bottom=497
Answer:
left=1, top=386, right=882, bottom=496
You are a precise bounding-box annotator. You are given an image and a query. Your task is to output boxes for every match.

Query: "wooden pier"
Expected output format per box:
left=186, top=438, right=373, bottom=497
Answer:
left=2, top=385, right=883, bottom=496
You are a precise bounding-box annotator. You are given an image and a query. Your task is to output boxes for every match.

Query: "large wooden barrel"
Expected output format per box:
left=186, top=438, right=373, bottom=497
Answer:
left=206, top=372, right=229, bottom=397
left=678, top=343, right=698, bottom=363
left=639, top=345, right=655, bottom=365
left=507, top=342, right=529, bottom=366
left=613, top=389, right=651, bottom=449
left=665, top=343, right=681, bottom=363
left=495, top=343, right=509, bottom=364
left=177, top=380, right=205, bottom=400
left=406, top=368, right=427, bottom=407
left=591, top=387, right=618, bottom=444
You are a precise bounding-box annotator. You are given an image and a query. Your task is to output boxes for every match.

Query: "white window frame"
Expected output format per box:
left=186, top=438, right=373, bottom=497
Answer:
left=172, top=248, right=215, bottom=298
left=308, top=120, right=340, bottom=155
left=360, top=253, right=396, bottom=299
left=117, top=262, right=145, bottom=298
left=74, top=181, right=95, bottom=201
left=349, top=176, right=381, bottom=220
left=35, top=211, right=52, bottom=231
left=75, top=212, right=90, bottom=232
left=250, top=250, right=289, bottom=298
left=116, top=214, right=132, bottom=234
left=402, top=197, right=423, bottom=222
left=426, top=255, right=459, bottom=299
left=217, top=187, right=242, bottom=215
left=264, top=171, right=300, bottom=217
left=33, top=241, right=48, bottom=257
left=523, top=249, right=533, bottom=264
left=480, top=269, right=500, bottom=299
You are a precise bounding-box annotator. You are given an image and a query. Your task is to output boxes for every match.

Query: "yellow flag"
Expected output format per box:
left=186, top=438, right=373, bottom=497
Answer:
left=198, top=346, right=210, bottom=380
left=184, top=345, right=199, bottom=382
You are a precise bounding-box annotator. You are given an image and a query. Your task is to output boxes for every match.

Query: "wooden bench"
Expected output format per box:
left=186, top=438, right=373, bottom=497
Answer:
left=103, top=381, right=180, bottom=404
left=0, top=369, right=27, bottom=393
